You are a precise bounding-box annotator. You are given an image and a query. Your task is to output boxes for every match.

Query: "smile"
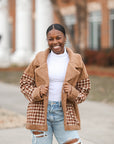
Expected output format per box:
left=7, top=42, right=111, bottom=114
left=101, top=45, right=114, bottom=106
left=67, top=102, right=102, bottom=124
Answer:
left=53, top=46, right=60, bottom=49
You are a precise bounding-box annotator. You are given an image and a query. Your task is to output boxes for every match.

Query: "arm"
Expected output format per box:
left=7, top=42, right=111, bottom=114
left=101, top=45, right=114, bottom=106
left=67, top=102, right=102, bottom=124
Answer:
left=71, top=78, right=91, bottom=104
left=67, top=60, right=91, bottom=104
left=20, top=60, right=43, bottom=102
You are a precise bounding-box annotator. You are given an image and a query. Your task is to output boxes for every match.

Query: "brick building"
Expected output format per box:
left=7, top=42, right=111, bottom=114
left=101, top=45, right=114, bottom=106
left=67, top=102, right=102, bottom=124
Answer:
left=8, top=0, right=114, bottom=52
left=0, top=0, right=114, bottom=67
left=57, top=0, right=114, bottom=50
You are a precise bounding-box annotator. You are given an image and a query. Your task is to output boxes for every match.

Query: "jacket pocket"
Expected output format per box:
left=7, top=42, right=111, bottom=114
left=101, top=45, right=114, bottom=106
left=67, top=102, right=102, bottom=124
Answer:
left=66, top=103, right=79, bottom=125
left=27, top=101, right=45, bottom=125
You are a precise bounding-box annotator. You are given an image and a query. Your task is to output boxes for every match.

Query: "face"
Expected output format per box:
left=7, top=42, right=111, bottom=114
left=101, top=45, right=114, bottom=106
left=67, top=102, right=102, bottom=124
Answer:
left=47, top=29, right=66, bottom=54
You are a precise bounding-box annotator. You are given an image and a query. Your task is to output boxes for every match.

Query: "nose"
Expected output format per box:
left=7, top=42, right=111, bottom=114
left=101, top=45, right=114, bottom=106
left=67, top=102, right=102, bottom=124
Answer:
left=53, top=38, right=57, bottom=45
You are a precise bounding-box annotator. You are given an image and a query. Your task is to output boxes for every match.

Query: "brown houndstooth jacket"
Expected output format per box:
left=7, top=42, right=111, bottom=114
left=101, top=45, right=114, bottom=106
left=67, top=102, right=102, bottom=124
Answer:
left=20, top=47, right=91, bottom=131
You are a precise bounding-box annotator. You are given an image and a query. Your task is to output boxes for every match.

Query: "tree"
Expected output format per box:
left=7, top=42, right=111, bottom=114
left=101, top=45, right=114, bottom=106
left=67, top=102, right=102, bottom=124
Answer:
left=74, top=0, right=87, bottom=55
left=50, top=0, right=87, bottom=55
left=50, top=0, right=76, bottom=52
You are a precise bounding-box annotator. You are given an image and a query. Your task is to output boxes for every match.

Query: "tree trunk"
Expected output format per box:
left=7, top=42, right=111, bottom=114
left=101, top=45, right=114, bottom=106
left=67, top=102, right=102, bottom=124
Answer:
left=50, top=0, right=76, bottom=52
left=75, top=0, right=87, bottom=57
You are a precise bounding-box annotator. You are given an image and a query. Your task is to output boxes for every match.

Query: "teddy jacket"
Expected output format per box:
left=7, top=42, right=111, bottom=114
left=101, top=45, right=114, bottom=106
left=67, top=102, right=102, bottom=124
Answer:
left=20, top=47, right=91, bottom=131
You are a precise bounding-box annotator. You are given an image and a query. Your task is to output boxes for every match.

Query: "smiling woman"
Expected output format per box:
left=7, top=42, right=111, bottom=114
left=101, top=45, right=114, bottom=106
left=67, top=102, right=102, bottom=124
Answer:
left=20, top=23, right=91, bottom=144
left=46, top=24, right=66, bottom=54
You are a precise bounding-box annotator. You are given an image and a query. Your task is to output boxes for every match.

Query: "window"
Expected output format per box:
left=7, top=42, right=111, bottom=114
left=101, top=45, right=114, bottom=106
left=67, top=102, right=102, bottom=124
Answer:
left=63, top=15, right=76, bottom=47
left=64, top=14, right=76, bottom=26
left=110, top=9, right=114, bottom=48
left=88, top=11, right=102, bottom=50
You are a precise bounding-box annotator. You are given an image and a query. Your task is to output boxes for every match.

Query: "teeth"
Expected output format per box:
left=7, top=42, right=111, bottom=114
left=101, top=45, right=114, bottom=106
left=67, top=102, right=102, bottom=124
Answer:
left=54, top=46, right=60, bottom=49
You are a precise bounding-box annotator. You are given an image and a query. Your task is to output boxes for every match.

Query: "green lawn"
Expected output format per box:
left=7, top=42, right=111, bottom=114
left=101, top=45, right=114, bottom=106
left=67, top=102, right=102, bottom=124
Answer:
left=0, top=71, right=114, bottom=104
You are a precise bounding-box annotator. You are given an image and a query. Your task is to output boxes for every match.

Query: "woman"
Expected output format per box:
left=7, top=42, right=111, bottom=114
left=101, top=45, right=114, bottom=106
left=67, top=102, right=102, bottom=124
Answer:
left=20, top=24, right=91, bottom=144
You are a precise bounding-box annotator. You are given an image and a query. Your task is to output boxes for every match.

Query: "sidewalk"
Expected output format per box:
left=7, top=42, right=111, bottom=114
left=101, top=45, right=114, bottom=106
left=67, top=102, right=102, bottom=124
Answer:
left=0, top=128, right=94, bottom=144
left=0, top=82, right=114, bottom=144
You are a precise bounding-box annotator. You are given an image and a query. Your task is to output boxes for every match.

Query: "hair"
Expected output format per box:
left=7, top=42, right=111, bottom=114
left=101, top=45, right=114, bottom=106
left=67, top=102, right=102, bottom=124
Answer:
left=46, top=24, right=66, bottom=36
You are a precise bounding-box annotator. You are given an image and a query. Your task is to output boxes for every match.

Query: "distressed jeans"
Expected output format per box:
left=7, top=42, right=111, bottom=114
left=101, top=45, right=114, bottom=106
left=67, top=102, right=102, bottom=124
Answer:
left=31, top=101, right=82, bottom=144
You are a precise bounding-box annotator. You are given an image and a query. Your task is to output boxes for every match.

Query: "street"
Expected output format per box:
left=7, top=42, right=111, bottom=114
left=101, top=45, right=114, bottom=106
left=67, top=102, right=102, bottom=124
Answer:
left=0, top=82, right=114, bottom=144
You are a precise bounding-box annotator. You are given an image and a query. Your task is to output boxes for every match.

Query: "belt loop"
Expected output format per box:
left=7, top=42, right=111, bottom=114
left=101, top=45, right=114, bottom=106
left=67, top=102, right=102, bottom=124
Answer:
left=59, top=101, right=61, bottom=106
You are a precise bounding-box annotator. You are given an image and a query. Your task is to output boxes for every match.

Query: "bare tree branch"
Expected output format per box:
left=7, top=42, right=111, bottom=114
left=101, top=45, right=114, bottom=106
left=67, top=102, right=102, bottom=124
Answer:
left=50, top=0, right=76, bottom=52
left=74, top=0, right=87, bottom=55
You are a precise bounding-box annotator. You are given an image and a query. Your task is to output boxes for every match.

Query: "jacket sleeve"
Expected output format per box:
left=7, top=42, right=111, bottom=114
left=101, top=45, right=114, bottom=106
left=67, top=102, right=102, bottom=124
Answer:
left=20, top=59, right=43, bottom=102
left=68, top=59, right=91, bottom=104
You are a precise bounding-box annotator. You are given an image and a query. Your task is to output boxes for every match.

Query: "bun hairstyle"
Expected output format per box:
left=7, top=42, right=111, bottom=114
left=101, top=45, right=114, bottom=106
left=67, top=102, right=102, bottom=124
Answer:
left=46, top=24, right=66, bottom=36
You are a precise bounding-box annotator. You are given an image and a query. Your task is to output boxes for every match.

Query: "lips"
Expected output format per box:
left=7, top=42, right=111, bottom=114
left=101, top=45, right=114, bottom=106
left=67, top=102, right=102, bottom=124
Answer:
left=50, top=44, right=64, bottom=54
left=53, top=46, right=60, bottom=49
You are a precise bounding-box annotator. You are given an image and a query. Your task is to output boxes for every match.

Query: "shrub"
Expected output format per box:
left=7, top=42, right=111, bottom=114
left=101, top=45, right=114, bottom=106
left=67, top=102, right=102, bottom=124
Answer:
left=84, top=48, right=114, bottom=66
left=95, top=51, right=109, bottom=66
left=107, top=50, right=114, bottom=66
left=84, top=49, right=98, bottom=65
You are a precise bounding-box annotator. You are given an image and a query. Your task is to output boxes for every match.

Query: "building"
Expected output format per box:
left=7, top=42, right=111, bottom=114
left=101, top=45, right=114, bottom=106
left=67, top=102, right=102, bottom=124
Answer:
left=58, top=0, right=114, bottom=50
left=0, top=0, right=114, bottom=67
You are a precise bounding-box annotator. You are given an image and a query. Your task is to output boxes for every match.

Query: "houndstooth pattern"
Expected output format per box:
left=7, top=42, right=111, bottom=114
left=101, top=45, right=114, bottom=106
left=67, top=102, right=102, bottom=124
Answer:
left=27, top=101, right=45, bottom=125
left=20, top=73, right=90, bottom=129
left=20, top=73, right=45, bottom=126
left=20, top=73, right=36, bottom=102
left=75, top=78, right=91, bottom=104
left=66, top=103, right=79, bottom=125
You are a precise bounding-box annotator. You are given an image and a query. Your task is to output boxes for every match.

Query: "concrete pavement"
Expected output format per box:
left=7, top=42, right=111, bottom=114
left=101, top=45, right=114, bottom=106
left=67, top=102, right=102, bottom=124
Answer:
left=0, top=82, right=114, bottom=144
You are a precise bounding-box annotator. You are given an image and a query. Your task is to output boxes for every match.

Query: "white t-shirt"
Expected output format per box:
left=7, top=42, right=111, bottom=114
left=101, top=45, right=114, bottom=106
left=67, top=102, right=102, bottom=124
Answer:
left=47, top=48, right=69, bottom=102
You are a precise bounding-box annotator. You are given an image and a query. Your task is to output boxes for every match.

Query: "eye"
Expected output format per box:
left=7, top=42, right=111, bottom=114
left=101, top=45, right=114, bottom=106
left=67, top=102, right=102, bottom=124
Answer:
left=56, top=36, right=61, bottom=40
left=48, top=38, right=53, bottom=41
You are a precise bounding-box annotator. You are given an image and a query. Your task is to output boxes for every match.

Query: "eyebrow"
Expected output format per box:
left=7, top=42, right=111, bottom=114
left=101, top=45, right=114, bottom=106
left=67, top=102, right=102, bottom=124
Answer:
left=47, top=35, right=62, bottom=38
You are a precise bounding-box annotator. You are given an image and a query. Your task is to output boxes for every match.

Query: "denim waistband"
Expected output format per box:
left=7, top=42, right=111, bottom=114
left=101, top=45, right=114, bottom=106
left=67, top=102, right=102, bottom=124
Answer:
left=48, top=101, right=62, bottom=106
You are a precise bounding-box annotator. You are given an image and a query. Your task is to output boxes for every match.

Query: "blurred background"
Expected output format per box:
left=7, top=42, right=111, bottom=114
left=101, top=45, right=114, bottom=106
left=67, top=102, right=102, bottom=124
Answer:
left=0, top=0, right=114, bottom=67
left=0, top=0, right=114, bottom=144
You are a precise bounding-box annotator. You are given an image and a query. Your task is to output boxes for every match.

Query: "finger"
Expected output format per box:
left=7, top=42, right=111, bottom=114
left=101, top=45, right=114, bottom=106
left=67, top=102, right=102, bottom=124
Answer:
left=45, top=85, right=49, bottom=88
left=44, top=88, right=48, bottom=93
left=45, top=89, right=48, bottom=93
left=44, top=88, right=49, bottom=94
left=64, top=86, right=70, bottom=91
left=41, top=86, right=48, bottom=92
left=41, top=85, right=48, bottom=89
left=64, top=88, right=69, bottom=93
left=42, top=91, right=47, bottom=95
left=63, top=83, right=69, bottom=87
left=63, top=82, right=69, bottom=86
left=64, top=87, right=69, bottom=90
left=64, top=85, right=69, bottom=88
left=64, top=87, right=71, bottom=93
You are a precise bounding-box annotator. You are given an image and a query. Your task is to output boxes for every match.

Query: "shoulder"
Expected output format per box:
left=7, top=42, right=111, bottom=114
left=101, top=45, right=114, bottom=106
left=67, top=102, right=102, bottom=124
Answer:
left=66, top=48, right=83, bottom=67
left=66, top=47, right=82, bottom=58
left=35, top=51, right=45, bottom=59
left=73, top=52, right=82, bottom=59
left=73, top=53, right=83, bottom=68
left=33, top=48, right=50, bottom=65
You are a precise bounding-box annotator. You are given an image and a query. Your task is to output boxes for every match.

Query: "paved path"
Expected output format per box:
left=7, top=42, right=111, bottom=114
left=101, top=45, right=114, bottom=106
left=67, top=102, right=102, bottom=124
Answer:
left=0, top=82, right=114, bottom=144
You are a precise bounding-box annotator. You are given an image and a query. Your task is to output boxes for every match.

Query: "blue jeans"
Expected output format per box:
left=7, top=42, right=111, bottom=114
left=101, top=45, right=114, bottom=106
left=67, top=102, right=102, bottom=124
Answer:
left=31, top=101, right=82, bottom=144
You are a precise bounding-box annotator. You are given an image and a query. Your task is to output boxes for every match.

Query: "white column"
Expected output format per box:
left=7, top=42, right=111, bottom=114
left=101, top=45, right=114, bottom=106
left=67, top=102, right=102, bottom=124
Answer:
left=11, top=0, right=33, bottom=66
left=35, top=0, right=53, bottom=53
left=0, top=0, right=10, bottom=67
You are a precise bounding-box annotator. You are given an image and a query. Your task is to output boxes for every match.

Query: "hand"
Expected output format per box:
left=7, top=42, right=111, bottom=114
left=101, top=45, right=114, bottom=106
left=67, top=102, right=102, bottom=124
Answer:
left=63, top=82, right=72, bottom=95
left=40, top=84, right=49, bottom=96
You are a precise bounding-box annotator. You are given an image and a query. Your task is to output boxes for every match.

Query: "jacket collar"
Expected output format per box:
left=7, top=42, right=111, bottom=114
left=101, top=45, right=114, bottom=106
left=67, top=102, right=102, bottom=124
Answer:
left=35, top=48, right=81, bottom=84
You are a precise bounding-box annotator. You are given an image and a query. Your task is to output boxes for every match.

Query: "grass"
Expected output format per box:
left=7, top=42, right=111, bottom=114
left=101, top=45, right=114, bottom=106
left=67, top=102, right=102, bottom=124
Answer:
left=0, top=71, right=23, bottom=85
left=0, top=71, right=114, bottom=104
left=88, top=76, right=114, bottom=104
